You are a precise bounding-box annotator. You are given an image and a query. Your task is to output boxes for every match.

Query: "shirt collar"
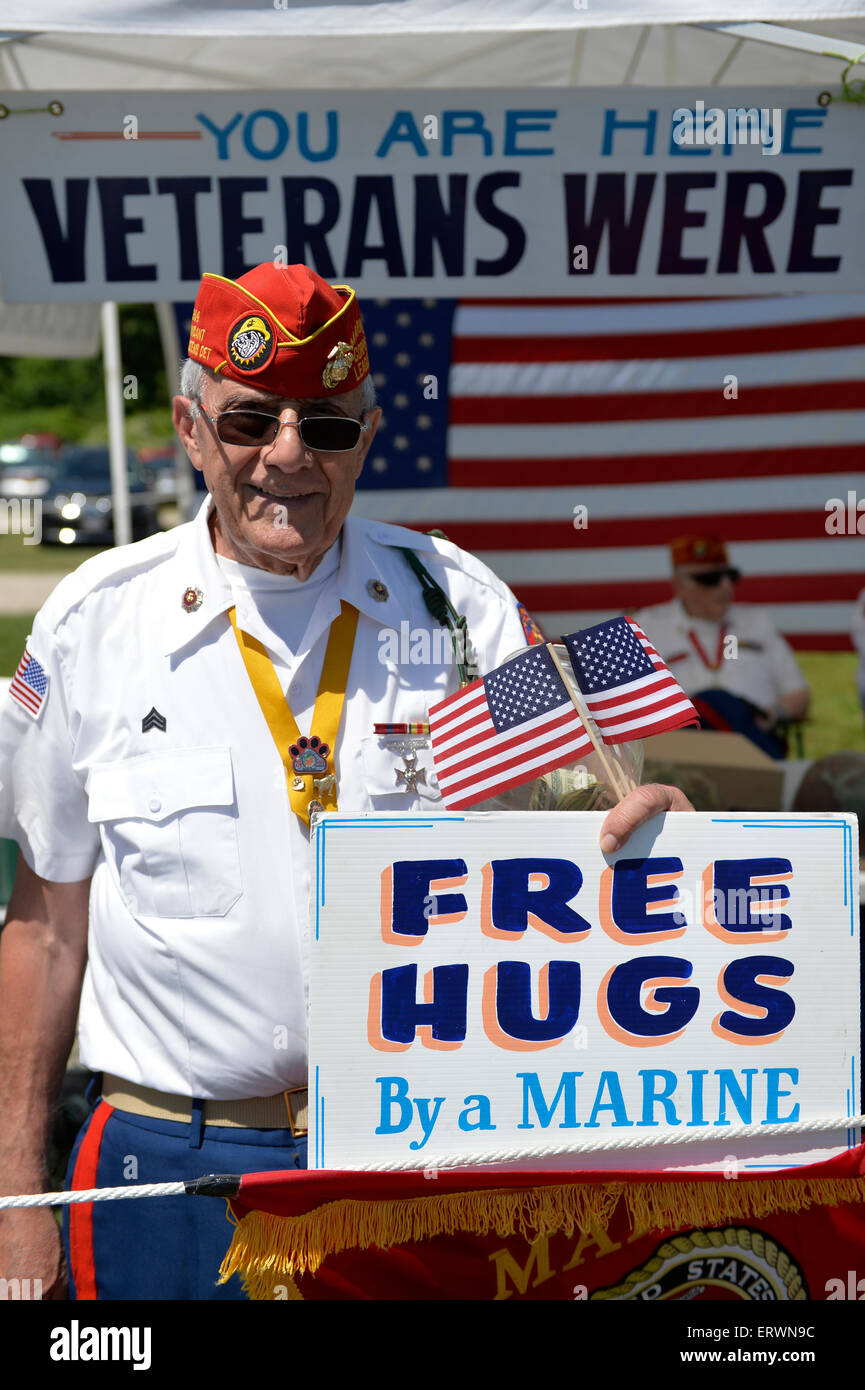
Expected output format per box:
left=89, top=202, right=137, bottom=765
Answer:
left=160, top=497, right=235, bottom=657
left=160, top=503, right=398, bottom=659
left=291, top=515, right=401, bottom=655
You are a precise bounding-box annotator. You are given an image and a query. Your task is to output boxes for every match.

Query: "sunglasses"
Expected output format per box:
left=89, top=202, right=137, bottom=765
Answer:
left=690, top=567, right=741, bottom=588
left=200, top=407, right=366, bottom=453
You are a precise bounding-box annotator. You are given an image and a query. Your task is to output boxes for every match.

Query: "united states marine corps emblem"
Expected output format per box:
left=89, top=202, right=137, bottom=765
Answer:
left=227, top=314, right=276, bottom=373
left=517, top=602, right=545, bottom=646
left=591, top=1226, right=807, bottom=1301
left=321, top=340, right=354, bottom=389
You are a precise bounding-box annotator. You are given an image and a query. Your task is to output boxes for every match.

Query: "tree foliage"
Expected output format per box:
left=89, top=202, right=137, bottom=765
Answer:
left=0, top=305, right=173, bottom=446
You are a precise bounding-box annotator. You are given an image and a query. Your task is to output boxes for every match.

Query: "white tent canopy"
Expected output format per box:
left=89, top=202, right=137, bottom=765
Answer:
left=0, top=7, right=865, bottom=90
left=1, top=0, right=865, bottom=36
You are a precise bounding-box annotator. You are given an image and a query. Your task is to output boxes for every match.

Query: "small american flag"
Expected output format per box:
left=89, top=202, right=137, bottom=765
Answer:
left=10, top=647, right=48, bottom=719
left=563, top=616, right=699, bottom=744
left=429, top=644, right=592, bottom=810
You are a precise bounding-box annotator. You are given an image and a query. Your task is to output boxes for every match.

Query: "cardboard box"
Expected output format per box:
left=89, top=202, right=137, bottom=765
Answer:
left=642, top=730, right=784, bottom=811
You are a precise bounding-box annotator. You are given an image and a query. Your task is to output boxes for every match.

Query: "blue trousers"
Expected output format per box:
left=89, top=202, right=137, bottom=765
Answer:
left=62, top=1093, right=307, bottom=1300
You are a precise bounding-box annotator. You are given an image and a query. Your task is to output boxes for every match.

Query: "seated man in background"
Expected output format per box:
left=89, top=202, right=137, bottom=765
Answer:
left=633, top=535, right=810, bottom=760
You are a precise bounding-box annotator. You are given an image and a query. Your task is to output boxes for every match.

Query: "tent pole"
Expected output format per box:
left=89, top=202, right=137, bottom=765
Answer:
left=101, top=301, right=132, bottom=548
left=698, top=21, right=865, bottom=66
left=568, top=29, right=586, bottom=86
left=155, top=301, right=197, bottom=523
left=622, top=24, right=651, bottom=85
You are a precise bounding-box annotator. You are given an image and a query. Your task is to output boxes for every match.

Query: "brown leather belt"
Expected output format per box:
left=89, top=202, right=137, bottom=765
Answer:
left=101, top=1074, right=309, bottom=1137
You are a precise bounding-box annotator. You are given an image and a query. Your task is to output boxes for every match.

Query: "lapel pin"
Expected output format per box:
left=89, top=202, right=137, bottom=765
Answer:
left=181, top=586, right=204, bottom=613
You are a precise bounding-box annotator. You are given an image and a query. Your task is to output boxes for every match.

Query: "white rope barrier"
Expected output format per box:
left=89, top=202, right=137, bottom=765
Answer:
left=348, top=1112, right=865, bottom=1172
left=0, top=1181, right=188, bottom=1210
left=0, top=1114, right=861, bottom=1206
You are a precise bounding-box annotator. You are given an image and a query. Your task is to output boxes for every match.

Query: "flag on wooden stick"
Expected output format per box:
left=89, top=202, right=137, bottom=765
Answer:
left=562, top=616, right=699, bottom=743
left=429, top=644, right=593, bottom=809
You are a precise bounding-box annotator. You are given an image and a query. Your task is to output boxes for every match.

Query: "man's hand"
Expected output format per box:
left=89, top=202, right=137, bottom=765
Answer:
left=0, top=855, right=90, bottom=1302
left=600, top=782, right=695, bottom=854
left=0, top=1208, right=66, bottom=1299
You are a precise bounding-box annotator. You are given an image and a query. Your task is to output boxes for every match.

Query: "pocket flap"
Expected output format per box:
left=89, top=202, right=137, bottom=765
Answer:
left=360, top=736, right=441, bottom=801
left=87, top=747, right=236, bottom=823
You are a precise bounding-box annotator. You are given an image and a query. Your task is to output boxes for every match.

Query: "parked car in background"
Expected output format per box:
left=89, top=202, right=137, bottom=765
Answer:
left=0, top=442, right=60, bottom=500
left=39, top=446, right=161, bottom=545
left=137, top=444, right=180, bottom=501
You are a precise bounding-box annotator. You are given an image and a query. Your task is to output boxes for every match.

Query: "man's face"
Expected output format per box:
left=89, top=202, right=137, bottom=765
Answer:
left=173, top=377, right=380, bottom=579
left=674, top=567, right=736, bottom=623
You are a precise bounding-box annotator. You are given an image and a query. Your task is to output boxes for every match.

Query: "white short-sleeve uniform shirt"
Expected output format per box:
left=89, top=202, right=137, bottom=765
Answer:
left=0, top=500, right=528, bottom=1099
left=631, top=598, right=808, bottom=712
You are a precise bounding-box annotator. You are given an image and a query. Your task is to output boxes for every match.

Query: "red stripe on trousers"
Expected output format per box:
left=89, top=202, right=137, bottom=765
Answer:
left=68, top=1100, right=114, bottom=1301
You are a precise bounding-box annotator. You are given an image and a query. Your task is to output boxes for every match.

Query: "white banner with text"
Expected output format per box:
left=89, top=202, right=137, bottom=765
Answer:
left=1, top=87, right=862, bottom=302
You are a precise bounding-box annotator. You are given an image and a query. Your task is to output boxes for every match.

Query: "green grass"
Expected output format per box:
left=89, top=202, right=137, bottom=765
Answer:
left=0, top=615, right=37, bottom=670
left=796, top=652, right=865, bottom=760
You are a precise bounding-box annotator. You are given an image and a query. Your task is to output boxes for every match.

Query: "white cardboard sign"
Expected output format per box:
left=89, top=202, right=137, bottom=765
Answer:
left=309, top=811, right=860, bottom=1174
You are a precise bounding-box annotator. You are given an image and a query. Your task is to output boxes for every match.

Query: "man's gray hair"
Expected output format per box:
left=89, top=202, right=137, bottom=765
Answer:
left=178, top=357, right=377, bottom=417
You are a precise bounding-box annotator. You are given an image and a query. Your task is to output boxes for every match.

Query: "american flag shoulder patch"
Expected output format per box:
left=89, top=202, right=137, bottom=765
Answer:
left=10, top=647, right=48, bottom=719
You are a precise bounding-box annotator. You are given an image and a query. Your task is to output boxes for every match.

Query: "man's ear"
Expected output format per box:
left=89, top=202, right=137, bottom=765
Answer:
left=351, top=406, right=382, bottom=480
left=172, top=397, right=204, bottom=473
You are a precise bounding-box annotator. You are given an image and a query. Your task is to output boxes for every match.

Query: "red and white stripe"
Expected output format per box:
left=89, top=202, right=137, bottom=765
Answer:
left=353, top=293, right=865, bottom=651
left=429, top=677, right=592, bottom=810
left=576, top=619, right=700, bottom=743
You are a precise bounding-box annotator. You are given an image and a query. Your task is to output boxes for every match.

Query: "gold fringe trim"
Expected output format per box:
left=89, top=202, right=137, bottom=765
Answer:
left=219, top=1175, right=865, bottom=1301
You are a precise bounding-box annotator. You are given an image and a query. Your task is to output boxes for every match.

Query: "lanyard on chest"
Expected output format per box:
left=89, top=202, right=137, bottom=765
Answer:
left=687, top=624, right=727, bottom=672
left=228, top=600, right=359, bottom=828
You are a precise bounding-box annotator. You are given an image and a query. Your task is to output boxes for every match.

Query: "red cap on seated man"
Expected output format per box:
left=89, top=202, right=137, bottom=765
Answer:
left=670, top=534, right=741, bottom=625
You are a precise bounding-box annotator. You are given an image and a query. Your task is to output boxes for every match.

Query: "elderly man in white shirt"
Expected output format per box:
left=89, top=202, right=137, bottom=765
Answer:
left=633, top=534, right=810, bottom=759
left=0, top=261, right=691, bottom=1301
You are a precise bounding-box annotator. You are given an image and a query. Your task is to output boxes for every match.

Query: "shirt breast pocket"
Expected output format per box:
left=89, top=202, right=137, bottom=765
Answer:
left=87, top=747, right=242, bottom=919
left=360, top=736, right=442, bottom=809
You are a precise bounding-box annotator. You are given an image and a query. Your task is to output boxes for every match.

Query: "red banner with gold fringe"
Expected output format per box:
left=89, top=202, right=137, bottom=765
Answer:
left=222, top=1144, right=865, bottom=1301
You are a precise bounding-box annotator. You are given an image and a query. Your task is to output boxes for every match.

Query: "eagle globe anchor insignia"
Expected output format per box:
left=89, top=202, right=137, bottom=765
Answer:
left=289, top=736, right=335, bottom=800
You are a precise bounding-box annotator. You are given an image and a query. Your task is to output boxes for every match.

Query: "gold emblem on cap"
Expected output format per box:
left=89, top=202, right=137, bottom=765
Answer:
left=322, top=341, right=354, bottom=389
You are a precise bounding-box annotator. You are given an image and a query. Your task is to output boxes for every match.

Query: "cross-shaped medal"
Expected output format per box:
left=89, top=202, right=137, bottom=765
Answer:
left=395, top=748, right=426, bottom=791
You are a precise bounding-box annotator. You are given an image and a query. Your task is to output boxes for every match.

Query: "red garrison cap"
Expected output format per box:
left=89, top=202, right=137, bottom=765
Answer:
left=187, top=263, right=370, bottom=397
left=671, top=534, right=730, bottom=569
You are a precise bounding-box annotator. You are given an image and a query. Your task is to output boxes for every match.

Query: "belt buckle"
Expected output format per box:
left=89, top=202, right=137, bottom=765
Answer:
left=283, top=1086, right=309, bottom=1138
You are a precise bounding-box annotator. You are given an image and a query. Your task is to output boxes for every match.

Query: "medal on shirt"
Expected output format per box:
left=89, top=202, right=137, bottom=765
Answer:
left=228, top=601, right=359, bottom=828
left=372, top=723, right=431, bottom=791
left=687, top=625, right=727, bottom=673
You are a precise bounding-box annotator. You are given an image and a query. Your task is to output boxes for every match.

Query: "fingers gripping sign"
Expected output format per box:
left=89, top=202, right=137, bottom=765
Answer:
left=599, top=783, right=695, bottom=855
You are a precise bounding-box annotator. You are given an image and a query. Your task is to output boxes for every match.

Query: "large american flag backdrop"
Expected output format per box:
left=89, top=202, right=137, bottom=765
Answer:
left=351, top=293, right=865, bottom=652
